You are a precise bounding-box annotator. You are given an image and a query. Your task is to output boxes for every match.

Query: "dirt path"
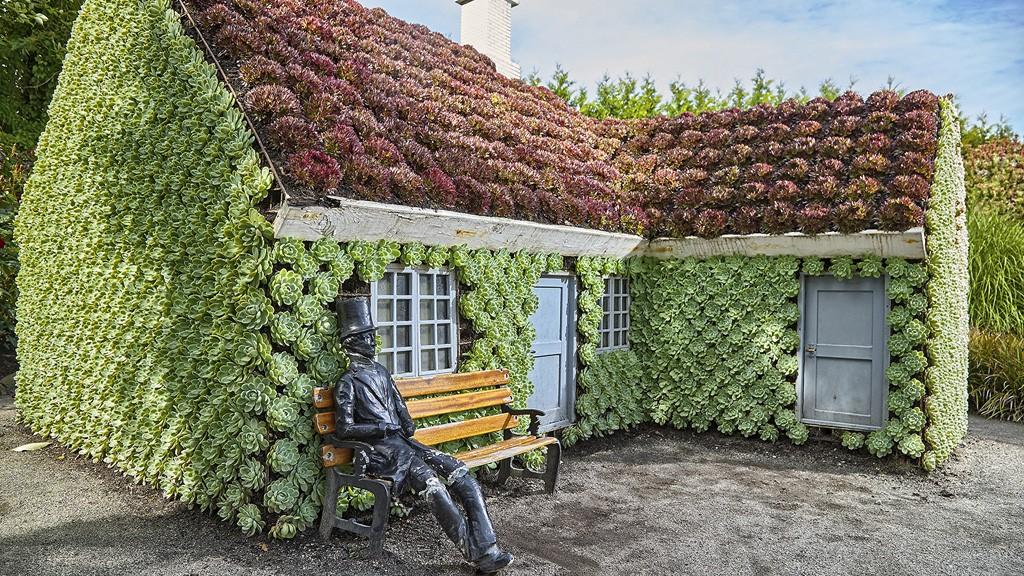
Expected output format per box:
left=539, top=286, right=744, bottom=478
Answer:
left=2, top=387, right=1022, bottom=576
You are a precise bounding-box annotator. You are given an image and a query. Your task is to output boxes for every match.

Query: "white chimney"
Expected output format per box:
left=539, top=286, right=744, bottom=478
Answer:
left=456, top=0, right=521, bottom=79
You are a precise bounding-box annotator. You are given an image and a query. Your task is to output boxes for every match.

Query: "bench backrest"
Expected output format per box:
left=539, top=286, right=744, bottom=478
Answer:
left=312, top=369, right=519, bottom=467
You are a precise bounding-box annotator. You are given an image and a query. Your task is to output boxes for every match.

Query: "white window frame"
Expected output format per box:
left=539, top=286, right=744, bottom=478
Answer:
left=597, top=276, right=630, bottom=353
left=370, top=265, right=458, bottom=378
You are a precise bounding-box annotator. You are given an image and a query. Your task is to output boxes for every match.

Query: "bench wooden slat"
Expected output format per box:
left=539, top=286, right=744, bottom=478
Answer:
left=397, top=369, right=510, bottom=398
left=314, top=412, right=336, bottom=435
left=412, top=413, right=519, bottom=446
left=454, top=436, right=558, bottom=469
left=312, top=369, right=509, bottom=410
left=314, top=388, right=515, bottom=436
left=320, top=444, right=352, bottom=467
left=313, top=387, right=333, bottom=409
left=405, top=387, right=512, bottom=419
left=450, top=434, right=536, bottom=460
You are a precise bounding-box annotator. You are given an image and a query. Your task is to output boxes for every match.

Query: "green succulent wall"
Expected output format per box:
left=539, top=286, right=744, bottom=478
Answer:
left=243, top=236, right=563, bottom=537
left=15, top=0, right=278, bottom=536
left=564, top=256, right=647, bottom=446
left=919, top=98, right=970, bottom=471
left=568, top=253, right=938, bottom=465
left=628, top=256, right=808, bottom=443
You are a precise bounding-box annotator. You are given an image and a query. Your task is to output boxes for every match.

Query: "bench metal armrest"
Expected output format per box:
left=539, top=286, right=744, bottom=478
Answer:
left=329, top=438, right=376, bottom=476
left=502, top=407, right=547, bottom=436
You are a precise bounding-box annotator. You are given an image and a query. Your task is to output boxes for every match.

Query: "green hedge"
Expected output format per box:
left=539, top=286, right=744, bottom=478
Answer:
left=0, top=147, right=25, bottom=350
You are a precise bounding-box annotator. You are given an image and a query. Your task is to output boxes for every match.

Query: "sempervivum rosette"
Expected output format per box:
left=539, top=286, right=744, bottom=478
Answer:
left=797, top=204, right=831, bottom=234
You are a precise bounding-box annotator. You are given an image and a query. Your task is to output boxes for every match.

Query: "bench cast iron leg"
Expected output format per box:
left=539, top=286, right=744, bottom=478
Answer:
left=319, top=468, right=340, bottom=539
left=543, top=441, right=561, bottom=494
left=495, top=458, right=512, bottom=486
left=364, top=480, right=391, bottom=558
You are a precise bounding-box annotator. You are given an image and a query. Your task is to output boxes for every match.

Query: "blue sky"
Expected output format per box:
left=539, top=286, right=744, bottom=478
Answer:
left=359, top=0, right=1024, bottom=131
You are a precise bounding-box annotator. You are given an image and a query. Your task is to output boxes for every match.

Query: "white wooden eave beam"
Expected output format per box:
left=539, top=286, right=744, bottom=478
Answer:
left=273, top=196, right=926, bottom=260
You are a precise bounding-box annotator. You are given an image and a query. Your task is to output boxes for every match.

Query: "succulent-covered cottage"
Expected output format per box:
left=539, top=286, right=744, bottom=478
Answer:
left=15, top=0, right=968, bottom=539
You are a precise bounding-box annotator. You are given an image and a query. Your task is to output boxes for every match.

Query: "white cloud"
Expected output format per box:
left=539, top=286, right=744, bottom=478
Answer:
left=362, top=0, right=1024, bottom=129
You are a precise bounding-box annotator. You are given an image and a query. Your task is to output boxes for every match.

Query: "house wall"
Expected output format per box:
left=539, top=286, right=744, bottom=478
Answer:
left=567, top=255, right=931, bottom=461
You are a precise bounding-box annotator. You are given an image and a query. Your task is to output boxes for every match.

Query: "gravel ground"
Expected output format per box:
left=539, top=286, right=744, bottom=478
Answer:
left=2, top=385, right=1022, bottom=576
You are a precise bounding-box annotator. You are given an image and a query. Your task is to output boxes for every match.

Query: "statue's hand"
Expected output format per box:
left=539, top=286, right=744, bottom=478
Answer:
left=402, top=422, right=416, bottom=438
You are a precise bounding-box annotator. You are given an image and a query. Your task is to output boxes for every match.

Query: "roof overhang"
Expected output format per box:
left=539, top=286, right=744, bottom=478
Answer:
left=273, top=196, right=926, bottom=260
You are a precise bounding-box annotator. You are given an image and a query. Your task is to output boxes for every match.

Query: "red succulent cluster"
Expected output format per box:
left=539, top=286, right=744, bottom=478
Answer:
left=187, top=0, right=940, bottom=239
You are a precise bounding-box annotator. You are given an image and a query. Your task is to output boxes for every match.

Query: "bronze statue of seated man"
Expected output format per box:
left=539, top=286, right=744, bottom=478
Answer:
left=334, top=297, right=514, bottom=573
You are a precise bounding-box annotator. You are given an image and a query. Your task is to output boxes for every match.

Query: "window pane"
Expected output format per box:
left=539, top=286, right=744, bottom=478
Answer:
left=397, top=273, right=412, bottom=296
left=436, top=300, right=450, bottom=320
left=614, top=332, right=622, bottom=347
left=377, top=300, right=393, bottom=323
left=396, top=351, right=412, bottom=375
left=421, top=349, right=436, bottom=372
left=437, top=324, right=451, bottom=345
left=602, top=333, right=610, bottom=349
left=396, top=325, right=411, bottom=348
left=614, top=314, right=621, bottom=329
left=379, top=273, right=394, bottom=296
left=436, top=275, right=450, bottom=296
left=379, top=326, right=394, bottom=349
left=420, top=324, right=436, bottom=346
left=379, top=352, right=393, bottom=372
left=438, top=348, right=452, bottom=370
left=396, top=299, right=411, bottom=322
left=419, top=274, right=434, bottom=296
left=420, top=299, right=435, bottom=321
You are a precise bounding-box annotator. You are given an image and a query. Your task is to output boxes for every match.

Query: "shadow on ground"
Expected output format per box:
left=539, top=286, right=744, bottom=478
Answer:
left=2, top=387, right=1022, bottom=576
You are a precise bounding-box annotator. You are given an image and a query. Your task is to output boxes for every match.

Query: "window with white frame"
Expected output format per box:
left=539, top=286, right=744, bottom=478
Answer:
left=371, top=266, right=458, bottom=377
left=598, top=277, right=630, bottom=352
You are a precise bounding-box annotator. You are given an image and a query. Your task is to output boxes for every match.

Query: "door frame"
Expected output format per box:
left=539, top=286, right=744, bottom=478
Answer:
left=796, top=273, right=890, bottom=432
left=529, top=272, right=577, bottom=433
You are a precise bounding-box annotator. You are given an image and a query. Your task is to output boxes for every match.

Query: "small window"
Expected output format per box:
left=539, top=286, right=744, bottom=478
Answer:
left=371, top=266, right=458, bottom=377
left=598, top=276, right=630, bottom=353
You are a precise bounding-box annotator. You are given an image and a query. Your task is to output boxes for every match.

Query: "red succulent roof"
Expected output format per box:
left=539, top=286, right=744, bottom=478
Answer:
left=185, top=0, right=941, bottom=239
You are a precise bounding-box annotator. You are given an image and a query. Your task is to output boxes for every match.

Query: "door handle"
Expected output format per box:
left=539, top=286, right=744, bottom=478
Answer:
left=805, top=345, right=816, bottom=356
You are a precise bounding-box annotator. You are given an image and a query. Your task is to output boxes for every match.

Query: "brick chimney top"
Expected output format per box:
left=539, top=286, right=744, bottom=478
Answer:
left=456, top=0, right=521, bottom=79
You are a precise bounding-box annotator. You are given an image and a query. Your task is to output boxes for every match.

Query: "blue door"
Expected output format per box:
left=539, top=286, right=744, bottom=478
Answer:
left=799, top=275, right=888, bottom=430
left=527, top=275, right=576, bottom=432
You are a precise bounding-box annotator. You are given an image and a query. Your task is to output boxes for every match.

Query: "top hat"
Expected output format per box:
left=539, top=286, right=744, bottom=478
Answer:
left=336, top=297, right=377, bottom=339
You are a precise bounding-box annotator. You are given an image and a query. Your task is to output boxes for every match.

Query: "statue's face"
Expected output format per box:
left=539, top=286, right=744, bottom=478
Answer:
left=345, top=330, right=376, bottom=357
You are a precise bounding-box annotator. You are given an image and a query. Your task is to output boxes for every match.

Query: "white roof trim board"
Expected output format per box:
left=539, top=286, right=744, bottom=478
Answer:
left=273, top=196, right=926, bottom=260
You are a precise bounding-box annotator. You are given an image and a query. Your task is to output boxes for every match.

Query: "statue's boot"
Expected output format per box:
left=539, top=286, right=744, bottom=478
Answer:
left=449, top=472, right=514, bottom=573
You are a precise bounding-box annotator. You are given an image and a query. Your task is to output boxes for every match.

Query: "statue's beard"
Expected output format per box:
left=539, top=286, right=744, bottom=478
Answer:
left=345, top=339, right=376, bottom=359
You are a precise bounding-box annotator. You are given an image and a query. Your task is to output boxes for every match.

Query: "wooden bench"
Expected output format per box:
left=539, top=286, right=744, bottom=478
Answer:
left=312, top=368, right=561, bottom=555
